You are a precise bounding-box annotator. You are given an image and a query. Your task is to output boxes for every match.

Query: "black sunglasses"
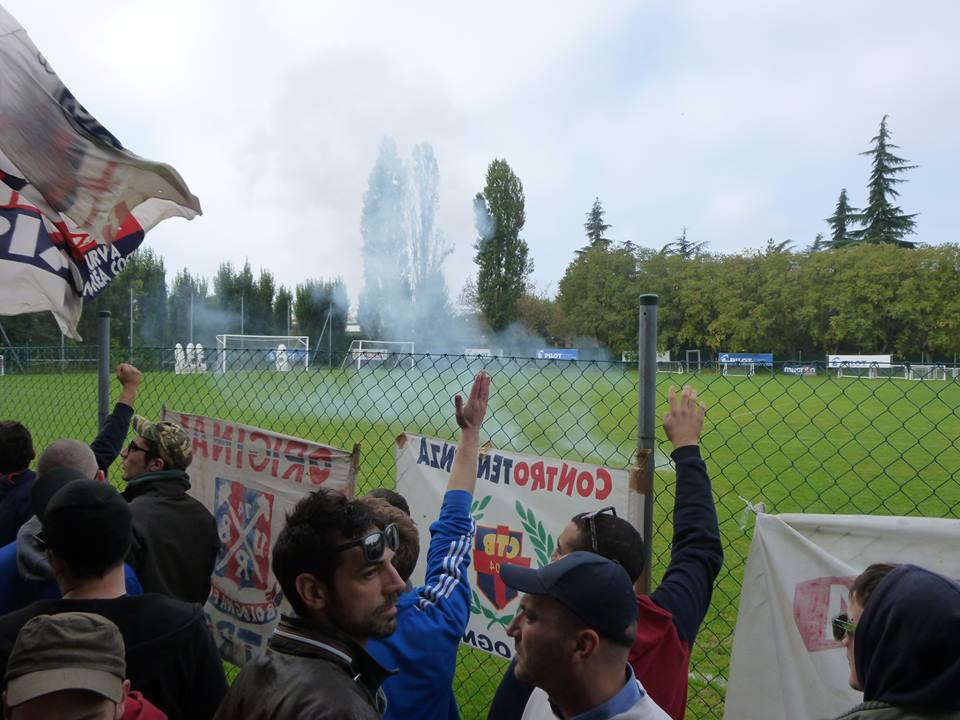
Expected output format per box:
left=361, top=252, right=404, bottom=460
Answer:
left=832, top=613, right=857, bottom=641
left=333, top=524, right=400, bottom=564
left=126, top=440, right=152, bottom=456
left=575, top=506, right=618, bottom=554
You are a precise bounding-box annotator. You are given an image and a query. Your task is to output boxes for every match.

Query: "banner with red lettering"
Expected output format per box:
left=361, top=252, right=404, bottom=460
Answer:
left=164, top=409, right=359, bottom=666
left=724, top=512, right=960, bottom=720
left=395, top=432, right=637, bottom=660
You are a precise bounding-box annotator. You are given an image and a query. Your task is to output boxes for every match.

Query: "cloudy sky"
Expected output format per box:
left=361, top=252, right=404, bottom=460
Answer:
left=6, top=1, right=958, bottom=306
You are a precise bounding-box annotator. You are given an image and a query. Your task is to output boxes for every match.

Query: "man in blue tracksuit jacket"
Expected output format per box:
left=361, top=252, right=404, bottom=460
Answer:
left=366, top=371, right=490, bottom=720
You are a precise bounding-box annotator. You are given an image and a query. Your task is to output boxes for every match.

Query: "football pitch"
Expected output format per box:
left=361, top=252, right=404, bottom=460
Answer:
left=4, top=363, right=959, bottom=719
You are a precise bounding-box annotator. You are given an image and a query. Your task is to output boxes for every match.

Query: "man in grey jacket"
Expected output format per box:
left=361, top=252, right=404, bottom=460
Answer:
left=214, top=489, right=406, bottom=720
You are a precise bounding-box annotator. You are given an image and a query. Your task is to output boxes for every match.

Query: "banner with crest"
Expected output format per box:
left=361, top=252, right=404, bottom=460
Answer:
left=395, top=432, right=636, bottom=660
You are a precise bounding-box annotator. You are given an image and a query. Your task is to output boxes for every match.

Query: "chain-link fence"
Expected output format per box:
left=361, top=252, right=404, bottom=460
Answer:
left=3, top=343, right=960, bottom=719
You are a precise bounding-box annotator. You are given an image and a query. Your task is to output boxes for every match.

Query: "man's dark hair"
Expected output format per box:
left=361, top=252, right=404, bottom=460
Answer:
left=366, top=487, right=410, bottom=516
left=0, top=421, right=33, bottom=474
left=272, top=489, right=382, bottom=617
left=570, top=513, right=645, bottom=583
left=851, top=563, right=899, bottom=608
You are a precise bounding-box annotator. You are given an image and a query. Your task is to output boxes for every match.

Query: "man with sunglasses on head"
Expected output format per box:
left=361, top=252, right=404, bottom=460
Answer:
left=489, top=385, right=723, bottom=720
left=829, top=563, right=960, bottom=720
left=119, top=416, right=219, bottom=604
left=213, top=489, right=407, bottom=719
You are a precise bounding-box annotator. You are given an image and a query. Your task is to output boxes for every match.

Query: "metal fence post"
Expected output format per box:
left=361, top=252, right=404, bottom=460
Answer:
left=635, top=294, right=658, bottom=595
left=98, top=311, right=111, bottom=432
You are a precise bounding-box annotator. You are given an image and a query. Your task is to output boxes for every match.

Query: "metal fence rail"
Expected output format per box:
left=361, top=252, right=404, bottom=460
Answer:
left=3, top=345, right=960, bottom=719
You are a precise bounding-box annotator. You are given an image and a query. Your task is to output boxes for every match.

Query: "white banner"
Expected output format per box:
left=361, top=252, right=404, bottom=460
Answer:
left=163, top=409, right=359, bottom=666
left=395, top=432, right=639, bottom=660
left=827, top=354, right=892, bottom=368
left=725, top=513, right=960, bottom=720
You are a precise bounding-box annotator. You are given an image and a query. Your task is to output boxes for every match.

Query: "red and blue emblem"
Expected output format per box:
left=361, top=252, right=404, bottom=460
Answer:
left=473, top=524, right=532, bottom=610
left=213, top=477, right=274, bottom=591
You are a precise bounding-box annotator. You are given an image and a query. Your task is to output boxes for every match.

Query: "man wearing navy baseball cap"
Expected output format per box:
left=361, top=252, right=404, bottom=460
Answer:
left=501, top=552, right=670, bottom=720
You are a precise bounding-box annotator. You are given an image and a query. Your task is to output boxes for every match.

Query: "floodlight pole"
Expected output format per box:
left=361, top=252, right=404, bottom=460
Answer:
left=635, top=294, right=658, bottom=595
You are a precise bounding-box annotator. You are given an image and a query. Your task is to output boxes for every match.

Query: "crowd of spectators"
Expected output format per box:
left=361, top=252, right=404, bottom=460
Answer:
left=2, top=367, right=957, bottom=720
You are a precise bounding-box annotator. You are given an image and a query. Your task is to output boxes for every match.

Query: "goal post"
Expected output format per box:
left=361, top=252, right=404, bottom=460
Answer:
left=721, top=362, right=754, bottom=377
left=905, top=363, right=948, bottom=381
left=341, top=340, right=415, bottom=371
left=215, top=335, right=309, bottom=372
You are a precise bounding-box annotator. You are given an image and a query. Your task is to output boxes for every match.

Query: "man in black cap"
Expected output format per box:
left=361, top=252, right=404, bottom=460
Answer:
left=501, top=552, right=671, bottom=720
left=0, top=480, right=226, bottom=720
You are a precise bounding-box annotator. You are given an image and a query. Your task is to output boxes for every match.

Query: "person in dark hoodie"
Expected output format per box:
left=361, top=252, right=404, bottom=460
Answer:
left=0, top=363, right=141, bottom=546
left=120, top=416, right=219, bottom=604
left=830, top=563, right=960, bottom=720
left=0, top=479, right=226, bottom=720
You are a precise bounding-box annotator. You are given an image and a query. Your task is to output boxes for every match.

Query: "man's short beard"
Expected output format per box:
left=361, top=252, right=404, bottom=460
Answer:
left=330, top=593, right=400, bottom=640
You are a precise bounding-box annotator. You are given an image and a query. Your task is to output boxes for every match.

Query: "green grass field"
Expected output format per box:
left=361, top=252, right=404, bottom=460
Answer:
left=4, top=362, right=959, bottom=719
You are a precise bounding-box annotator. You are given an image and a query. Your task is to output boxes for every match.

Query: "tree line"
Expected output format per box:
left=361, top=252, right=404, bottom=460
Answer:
left=1, top=256, right=349, bottom=356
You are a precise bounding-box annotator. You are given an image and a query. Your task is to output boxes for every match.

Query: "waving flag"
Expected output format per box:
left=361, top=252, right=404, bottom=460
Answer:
left=0, top=4, right=201, bottom=338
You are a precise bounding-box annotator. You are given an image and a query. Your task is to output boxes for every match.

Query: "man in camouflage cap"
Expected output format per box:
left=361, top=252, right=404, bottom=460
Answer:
left=120, top=416, right=219, bottom=604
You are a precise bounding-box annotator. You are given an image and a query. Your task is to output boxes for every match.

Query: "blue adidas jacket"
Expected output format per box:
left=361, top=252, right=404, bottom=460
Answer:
left=367, top=489, right=475, bottom=720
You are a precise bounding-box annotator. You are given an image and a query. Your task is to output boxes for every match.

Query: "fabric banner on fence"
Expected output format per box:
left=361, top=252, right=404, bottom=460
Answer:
left=724, top=512, right=960, bottom=720
left=395, top=432, right=638, bottom=661
left=163, top=409, right=359, bottom=666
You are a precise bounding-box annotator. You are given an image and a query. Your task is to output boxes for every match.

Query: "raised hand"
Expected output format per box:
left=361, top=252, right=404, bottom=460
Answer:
left=455, top=371, right=490, bottom=435
left=662, top=385, right=706, bottom=450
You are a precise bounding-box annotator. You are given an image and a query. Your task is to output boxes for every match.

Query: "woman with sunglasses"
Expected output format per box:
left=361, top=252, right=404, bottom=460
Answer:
left=830, top=563, right=960, bottom=720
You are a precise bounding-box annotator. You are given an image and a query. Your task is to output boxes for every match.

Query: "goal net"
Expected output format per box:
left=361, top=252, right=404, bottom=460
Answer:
left=721, top=363, right=754, bottom=377
left=905, top=364, right=948, bottom=381
left=341, top=340, right=415, bottom=371
left=836, top=363, right=908, bottom=380
left=215, top=335, right=309, bottom=372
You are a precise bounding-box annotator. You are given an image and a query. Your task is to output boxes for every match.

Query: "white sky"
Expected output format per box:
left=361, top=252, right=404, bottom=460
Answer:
left=6, top=1, right=958, bottom=305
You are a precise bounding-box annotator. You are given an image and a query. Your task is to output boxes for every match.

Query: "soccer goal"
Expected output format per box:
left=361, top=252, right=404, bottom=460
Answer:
left=215, top=335, right=309, bottom=373
left=905, top=364, right=948, bottom=381
left=721, top=363, right=754, bottom=377
left=341, top=340, right=415, bottom=371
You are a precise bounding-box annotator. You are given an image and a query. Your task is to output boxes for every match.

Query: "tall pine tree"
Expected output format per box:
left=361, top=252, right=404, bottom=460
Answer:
left=583, top=197, right=612, bottom=247
left=856, top=115, right=918, bottom=247
left=826, top=188, right=860, bottom=247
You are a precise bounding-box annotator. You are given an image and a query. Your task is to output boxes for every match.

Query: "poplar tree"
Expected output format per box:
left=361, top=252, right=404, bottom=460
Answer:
left=473, top=159, right=531, bottom=332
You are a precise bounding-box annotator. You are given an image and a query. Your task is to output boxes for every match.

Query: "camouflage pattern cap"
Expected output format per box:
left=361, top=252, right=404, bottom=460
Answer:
left=133, top=416, right=193, bottom=469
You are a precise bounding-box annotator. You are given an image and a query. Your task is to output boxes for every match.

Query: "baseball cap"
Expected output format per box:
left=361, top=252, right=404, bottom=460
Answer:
left=30, top=466, right=89, bottom=519
left=4, top=612, right=126, bottom=707
left=501, top=551, right=637, bottom=647
left=41, top=480, right=132, bottom=565
left=133, top=415, right=192, bottom=469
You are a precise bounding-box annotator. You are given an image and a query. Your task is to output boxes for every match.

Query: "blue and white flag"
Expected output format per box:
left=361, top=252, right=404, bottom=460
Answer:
left=0, top=4, right=201, bottom=338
